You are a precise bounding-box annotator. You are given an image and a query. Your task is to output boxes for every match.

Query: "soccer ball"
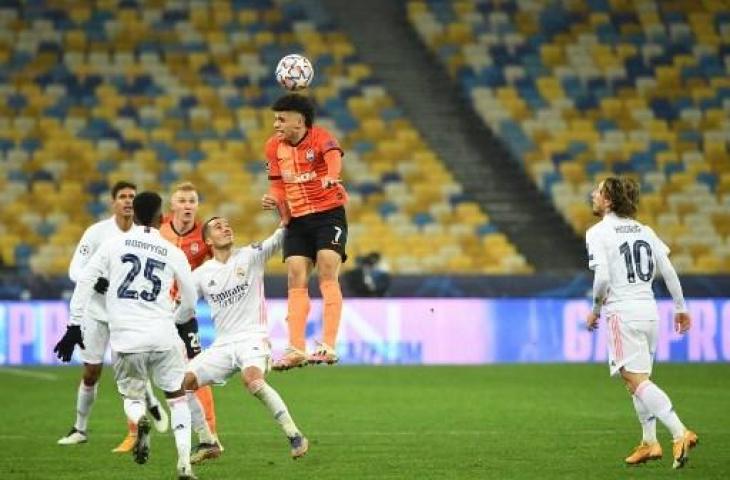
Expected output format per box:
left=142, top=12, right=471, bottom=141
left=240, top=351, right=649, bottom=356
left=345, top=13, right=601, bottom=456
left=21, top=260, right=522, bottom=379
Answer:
left=275, top=54, right=314, bottom=91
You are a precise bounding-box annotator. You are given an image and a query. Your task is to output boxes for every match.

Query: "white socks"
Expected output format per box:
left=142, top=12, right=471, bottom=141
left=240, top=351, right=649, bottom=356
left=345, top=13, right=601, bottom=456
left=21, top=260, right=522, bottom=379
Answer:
left=186, top=392, right=215, bottom=444
left=123, top=398, right=146, bottom=425
left=248, top=378, right=300, bottom=437
left=634, top=380, right=685, bottom=441
left=74, top=381, right=98, bottom=432
left=631, top=394, right=657, bottom=443
left=168, top=396, right=192, bottom=469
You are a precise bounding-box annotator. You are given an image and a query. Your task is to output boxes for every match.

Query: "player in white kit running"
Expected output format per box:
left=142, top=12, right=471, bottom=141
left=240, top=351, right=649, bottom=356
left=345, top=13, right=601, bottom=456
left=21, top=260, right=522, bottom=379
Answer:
left=183, top=216, right=308, bottom=464
left=67, top=192, right=199, bottom=480
left=54, top=181, right=169, bottom=449
left=585, top=177, right=697, bottom=469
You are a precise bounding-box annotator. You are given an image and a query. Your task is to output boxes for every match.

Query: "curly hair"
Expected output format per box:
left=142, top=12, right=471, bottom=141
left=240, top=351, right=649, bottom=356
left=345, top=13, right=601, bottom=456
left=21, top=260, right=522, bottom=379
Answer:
left=272, top=93, right=315, bottom=127
left=133, top=191, right=163, bottom=226
left=601, top=176, right=639, bottom=218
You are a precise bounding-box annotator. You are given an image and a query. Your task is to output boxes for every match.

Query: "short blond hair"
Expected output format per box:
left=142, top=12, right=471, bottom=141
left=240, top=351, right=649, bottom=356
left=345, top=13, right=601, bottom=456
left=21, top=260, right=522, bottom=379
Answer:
left=172, top=181, right=197, bottom=194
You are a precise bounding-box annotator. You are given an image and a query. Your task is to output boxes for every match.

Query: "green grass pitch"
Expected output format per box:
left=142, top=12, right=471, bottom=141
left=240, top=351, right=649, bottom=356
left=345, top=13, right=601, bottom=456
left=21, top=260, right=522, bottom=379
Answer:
left=1, top=364, right=728, bottom=479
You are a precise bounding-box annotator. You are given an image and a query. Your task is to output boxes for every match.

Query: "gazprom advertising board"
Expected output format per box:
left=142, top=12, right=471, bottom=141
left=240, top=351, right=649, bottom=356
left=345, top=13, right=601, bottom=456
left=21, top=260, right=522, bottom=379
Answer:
left=1, top=298, right=728, bottom=365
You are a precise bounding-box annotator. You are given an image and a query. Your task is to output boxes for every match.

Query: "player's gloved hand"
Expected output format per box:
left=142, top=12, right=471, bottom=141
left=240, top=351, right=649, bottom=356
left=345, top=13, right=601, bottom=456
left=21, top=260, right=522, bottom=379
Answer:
left=53, top=325, right=85, bottom=362
left=177, top=317, right=202, bottom=359
left=321, top=177, right=341, bottom=189
left=93, top=277, right=109, bottom=294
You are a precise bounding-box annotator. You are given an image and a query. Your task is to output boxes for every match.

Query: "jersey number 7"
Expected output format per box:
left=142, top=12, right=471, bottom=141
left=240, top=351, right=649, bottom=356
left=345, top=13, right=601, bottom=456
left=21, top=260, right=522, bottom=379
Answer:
left=117, top=253, right=167, bottom=302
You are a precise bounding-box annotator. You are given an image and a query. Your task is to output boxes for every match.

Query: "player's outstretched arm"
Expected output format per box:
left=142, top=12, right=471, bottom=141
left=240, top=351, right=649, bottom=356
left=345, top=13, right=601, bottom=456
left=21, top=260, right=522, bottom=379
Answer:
left=254, top=226, right=286, bottom=264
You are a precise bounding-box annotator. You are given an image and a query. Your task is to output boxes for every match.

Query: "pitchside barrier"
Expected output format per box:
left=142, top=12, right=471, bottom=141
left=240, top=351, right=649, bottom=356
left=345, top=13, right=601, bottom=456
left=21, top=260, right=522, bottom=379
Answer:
left=0, top=299, right=729, bottom=365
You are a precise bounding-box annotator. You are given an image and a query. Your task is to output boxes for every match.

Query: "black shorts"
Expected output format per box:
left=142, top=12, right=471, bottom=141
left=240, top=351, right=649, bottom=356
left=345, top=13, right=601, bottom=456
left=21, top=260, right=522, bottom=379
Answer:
left=283, top=206, right=348, bottom=263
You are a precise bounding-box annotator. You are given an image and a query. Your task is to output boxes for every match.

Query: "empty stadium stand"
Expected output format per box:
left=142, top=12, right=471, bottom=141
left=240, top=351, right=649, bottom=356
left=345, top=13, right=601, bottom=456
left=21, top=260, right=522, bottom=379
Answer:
left=408, top=0, right=730, bottom=272
left=0, top=0, right=531, bottom=277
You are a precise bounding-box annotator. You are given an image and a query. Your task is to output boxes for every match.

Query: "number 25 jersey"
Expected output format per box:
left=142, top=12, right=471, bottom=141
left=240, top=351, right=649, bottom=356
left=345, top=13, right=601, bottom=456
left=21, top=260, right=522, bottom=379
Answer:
left=585, top=212, right=670, bottom=321
left=69, top=226, right=196, bottom=353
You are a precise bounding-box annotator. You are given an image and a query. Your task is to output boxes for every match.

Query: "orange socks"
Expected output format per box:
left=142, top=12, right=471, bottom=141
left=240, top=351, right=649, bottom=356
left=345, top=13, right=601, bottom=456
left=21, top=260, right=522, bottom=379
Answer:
left=287, top=287, right=310, bottom=351
left=195, top=385, right=217, bottom=434
left=127, top=419, right=137, bottom=435
left=320, top=280, right=343, bottom=348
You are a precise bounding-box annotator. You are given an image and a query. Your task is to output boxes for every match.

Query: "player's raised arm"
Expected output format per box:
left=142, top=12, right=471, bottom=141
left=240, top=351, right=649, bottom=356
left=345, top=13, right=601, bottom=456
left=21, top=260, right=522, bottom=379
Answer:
left=252, top=226, right=286, bottom=265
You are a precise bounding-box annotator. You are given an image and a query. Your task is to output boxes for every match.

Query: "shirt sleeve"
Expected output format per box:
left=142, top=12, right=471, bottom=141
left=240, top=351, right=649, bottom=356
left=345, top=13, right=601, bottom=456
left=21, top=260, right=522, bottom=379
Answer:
left=251, top=227, right=285, bottom=266
left=323, top=149, right=343, bottom=179
left=645, top=226, right=670, bottom=256
left=68, top=242, right=110, bottom=326
left=69, top=225, right=97, bottom=282
left=647, top=227, right=687, bottom=313
left=318, top=129, right=343, bottom=156
left=585, top=227, right=606, bottom=271
left=191, top=268, right=204, bottom=299
left=265, top=137, right=285, bottom=202
left=172, top=251, right=197, bottom=324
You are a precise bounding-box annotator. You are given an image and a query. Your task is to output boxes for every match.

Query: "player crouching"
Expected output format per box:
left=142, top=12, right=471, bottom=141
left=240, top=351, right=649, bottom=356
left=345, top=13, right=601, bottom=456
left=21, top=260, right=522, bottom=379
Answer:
left=183, top=216, right=308, bottom=464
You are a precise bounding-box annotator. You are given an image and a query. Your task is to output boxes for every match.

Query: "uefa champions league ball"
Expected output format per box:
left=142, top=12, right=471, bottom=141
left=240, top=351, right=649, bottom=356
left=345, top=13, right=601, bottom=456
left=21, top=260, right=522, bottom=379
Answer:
left=275, top=54, right=314, bottom=91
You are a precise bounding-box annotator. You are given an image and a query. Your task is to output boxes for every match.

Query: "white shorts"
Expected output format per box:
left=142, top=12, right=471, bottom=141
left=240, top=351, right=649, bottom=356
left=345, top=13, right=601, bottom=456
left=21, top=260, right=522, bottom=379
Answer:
left=79, top=319, right=110, bottom=364
left=606, top=315, right=657, bottom=377
left=113, top=349, right=186, bottom=398
left=188, top=337, right=271, bottom=387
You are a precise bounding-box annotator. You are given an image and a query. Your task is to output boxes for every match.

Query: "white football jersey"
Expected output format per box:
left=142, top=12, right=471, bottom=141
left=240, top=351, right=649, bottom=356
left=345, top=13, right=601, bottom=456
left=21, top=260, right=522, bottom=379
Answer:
left=69, top=225, right=197, bottom=353
left=68, top=216, right=130, bottom=324
left=193, top=228, right=284, bottom=346
left=586, top=212, right=670, bottom=320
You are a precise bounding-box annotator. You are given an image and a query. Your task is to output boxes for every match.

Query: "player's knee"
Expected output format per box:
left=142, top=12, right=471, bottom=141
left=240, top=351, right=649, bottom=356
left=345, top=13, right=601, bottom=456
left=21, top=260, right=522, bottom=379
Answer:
left=82, top=364, right=102, bottom=385
left=316, top=252, right=341, bottom=280
left=287, top=266, right=308, bottom=287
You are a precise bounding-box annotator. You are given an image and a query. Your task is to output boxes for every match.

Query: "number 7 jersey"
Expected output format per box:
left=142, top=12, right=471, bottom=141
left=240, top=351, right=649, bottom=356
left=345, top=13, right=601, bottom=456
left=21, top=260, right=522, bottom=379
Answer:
left=585, top=212, right=670, bottom=320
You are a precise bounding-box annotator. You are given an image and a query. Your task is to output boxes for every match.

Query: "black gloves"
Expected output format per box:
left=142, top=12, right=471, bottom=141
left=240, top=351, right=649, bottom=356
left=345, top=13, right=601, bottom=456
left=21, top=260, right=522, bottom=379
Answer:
left=176, top=318, right=201, bottom=359
left=53, top=325, right=85, bottom=362
left=93, top=277, right=109, bottom=294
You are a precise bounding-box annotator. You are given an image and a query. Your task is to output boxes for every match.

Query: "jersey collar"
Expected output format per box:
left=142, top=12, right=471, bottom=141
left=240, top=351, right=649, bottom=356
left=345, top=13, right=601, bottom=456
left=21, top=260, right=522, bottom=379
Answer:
left=289, top=128, right=310, bottom=148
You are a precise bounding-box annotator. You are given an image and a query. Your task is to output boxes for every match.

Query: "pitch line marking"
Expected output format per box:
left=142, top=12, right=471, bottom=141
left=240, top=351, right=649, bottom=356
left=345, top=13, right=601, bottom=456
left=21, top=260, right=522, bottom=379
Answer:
left=0, top=367, right=58, bottom=381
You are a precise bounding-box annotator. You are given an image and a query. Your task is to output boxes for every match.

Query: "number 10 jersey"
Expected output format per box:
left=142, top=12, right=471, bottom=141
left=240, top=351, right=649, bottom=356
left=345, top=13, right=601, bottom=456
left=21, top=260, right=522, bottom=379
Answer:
left=585, top=212, right=670, bottom=321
